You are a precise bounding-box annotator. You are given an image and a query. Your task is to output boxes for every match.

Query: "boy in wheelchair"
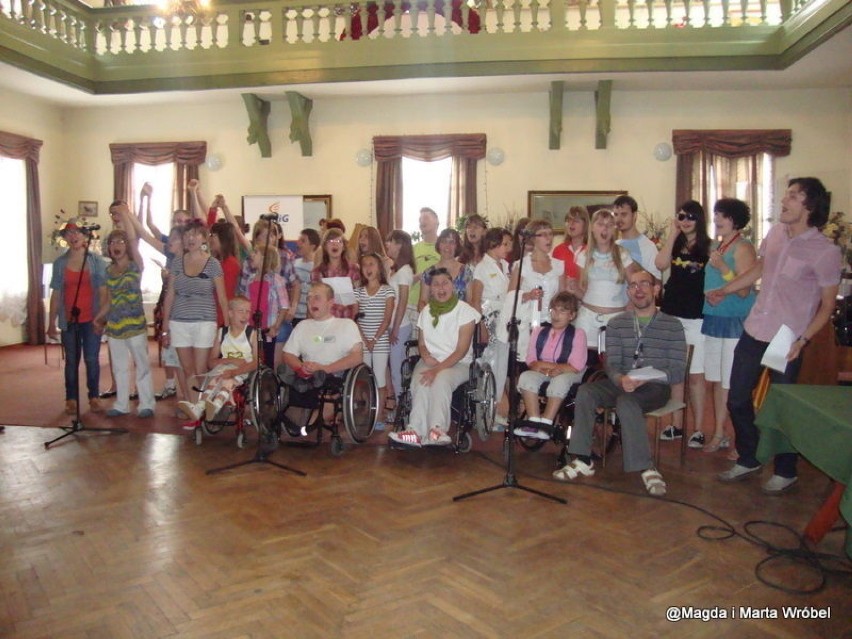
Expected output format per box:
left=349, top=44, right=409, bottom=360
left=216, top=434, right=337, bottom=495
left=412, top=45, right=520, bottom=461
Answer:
left=178, top=296, right=258, bottom=421
left=279, top=282, right=364, bottom=428
left=515, top=292, right=588, bottom=440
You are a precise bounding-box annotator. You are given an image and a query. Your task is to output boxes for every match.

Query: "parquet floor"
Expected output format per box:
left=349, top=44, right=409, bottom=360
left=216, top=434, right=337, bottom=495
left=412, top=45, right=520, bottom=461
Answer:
left=0, top=423, right=849, bottom=639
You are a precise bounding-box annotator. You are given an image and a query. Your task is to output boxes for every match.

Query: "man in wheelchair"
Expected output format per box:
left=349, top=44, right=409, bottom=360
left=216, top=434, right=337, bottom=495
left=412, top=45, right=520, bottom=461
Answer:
left=515, top=292, right=588, bottom=440
left=178, top=296, right=258, bottom=421
left=279, top=282, right=364, bottom=430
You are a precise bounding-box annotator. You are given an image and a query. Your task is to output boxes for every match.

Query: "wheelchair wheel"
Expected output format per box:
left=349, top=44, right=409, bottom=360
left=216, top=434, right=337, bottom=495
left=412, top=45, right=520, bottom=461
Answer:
left=472, top=361, right=496, bottom=441
left=248, top=367, right=281, bottom=438
left=342, top=363, right=379, bottom=443
left=456, top=430, right=472, bottom=454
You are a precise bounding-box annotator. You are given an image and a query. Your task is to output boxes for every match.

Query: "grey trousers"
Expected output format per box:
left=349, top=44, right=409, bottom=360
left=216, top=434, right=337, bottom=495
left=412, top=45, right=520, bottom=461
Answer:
left=567, top=379, right=670, bottom=473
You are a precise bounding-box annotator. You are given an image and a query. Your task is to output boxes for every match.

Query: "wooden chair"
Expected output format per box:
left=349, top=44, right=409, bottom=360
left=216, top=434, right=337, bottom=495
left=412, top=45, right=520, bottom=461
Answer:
left=598, top=344, right=694, bottom=468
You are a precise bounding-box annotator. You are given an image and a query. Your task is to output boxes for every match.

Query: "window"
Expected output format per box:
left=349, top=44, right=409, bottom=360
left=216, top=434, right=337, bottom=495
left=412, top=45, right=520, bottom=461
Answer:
left=0, top=156, right=28, bottom=321
left=401, top=156, right=452, bottom=236
left=132, top=162, right=175, bottom=297
left=706, top=152, right=774, bottom=244
left=673, top=129, right=790, bottom=246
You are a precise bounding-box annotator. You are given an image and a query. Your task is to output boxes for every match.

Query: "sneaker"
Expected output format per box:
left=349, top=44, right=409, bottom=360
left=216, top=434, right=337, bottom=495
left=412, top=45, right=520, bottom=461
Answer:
left=762, top=475, right=798, bottom=495
left=89, top=398, right=104, bottom=413
left=138, top=409, right=154, bottom=418
left=718, top=463, right=761, bottom=483
left=177, top=400, right=203, bottom=421
left=513, top=425, right=550, bottom=441
left=155, top=386, right=177, bottom=401
left=106, top=408, right=128, bottom=417
left=65, top=399, right=77, bottom=415
left=388, top=430, right=421, bottom=447
left=659, top=426, right=683, bottom=441
left=687, top=432, right=705, bottom=449
left=552, top=458, right=596, bottom=481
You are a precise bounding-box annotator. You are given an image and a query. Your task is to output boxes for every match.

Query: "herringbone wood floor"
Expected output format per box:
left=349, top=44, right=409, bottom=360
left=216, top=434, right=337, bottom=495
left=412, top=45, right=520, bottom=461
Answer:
left=0, top=423, right=849, bottom=639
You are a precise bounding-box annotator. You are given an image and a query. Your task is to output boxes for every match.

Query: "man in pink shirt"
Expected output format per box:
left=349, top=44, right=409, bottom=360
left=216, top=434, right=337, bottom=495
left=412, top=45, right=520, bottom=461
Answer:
left=709, top=177, right=842, bottom=493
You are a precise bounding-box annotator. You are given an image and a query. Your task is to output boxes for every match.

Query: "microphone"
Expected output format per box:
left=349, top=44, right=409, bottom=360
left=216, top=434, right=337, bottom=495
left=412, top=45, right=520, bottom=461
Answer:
left=518, top=228, right=537, bottom=237
left=80, top=224, right=101, bottom=233
left=260, top=213, right=279, bottom=222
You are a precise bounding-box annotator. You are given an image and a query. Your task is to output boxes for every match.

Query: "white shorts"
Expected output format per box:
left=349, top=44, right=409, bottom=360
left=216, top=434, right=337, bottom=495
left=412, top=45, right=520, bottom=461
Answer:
left=170, top=320, right=217, bottom=349
left=362, top=350, right=389, bottom=387
left=575, top=306, right=621, bottom=351
left=677, top=317, right=705, bottom=375
left=703, top=335, right=738, bottom=389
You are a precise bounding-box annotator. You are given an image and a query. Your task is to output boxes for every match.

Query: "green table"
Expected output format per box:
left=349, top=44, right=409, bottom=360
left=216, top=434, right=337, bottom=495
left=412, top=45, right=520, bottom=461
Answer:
left=756, top=384, right=852, bottom=557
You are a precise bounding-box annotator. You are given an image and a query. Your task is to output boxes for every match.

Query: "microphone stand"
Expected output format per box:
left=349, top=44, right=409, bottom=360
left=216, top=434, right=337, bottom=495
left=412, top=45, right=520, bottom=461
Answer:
left=208, top=219, right=305, bottom=476
left=45, top=229, right=128, bottom=448
left=454, top=242, right=566, bottom=504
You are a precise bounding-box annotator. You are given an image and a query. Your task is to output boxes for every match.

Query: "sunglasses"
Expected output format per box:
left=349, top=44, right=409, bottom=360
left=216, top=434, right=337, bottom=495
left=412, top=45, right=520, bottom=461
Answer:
left=677, top=212, right=697, bottom=222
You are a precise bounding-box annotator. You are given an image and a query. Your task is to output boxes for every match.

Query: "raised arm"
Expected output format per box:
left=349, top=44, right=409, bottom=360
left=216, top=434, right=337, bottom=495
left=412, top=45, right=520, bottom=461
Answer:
left=187, top=178, right=209, bottom=222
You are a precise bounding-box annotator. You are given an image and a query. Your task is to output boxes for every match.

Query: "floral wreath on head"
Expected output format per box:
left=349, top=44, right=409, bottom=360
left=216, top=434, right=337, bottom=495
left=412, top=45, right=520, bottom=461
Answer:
left=48, top=211, right=100, bottom=250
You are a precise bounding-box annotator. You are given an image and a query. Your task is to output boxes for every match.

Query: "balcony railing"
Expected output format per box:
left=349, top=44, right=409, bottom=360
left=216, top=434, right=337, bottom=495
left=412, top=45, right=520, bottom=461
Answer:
left=0, top=0, right=845, bottom=92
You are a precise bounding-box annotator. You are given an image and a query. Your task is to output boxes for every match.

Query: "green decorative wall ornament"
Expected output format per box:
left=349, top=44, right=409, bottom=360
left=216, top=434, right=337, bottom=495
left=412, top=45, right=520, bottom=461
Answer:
left=549, top=80, right=565, bottom=150
left=286, top=91, right=313, bottom=157
left=595, top=80, right=613, bottom=150
left=241, top=93, right=272, bottom=158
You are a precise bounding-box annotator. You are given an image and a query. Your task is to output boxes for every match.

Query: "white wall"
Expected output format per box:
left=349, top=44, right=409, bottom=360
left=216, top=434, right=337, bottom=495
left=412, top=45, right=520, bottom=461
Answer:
left=1, top=84, right=850, bottom=345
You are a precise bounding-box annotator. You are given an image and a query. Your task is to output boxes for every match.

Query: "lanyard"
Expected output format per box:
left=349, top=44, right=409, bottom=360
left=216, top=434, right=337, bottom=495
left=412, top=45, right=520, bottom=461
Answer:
left=632, top=311, right=657, bottom=369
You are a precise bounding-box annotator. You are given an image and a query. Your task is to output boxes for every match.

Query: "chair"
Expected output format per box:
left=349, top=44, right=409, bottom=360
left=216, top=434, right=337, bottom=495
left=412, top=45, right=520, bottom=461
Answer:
left=598, top=344, right=694, bottom=468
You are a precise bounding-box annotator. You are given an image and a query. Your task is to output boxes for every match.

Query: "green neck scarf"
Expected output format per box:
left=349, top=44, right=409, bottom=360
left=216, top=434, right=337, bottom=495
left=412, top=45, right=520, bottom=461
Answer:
left=429, top=294, right=459, bottom=327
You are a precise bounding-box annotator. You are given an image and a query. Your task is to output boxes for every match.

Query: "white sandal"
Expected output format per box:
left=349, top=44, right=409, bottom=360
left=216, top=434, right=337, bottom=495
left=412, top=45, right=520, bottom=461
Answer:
left=552, top=459, right=595, bottom=481
left=641, top=469, right=667, bottom=496
left=389, top=430, right=421, bottom=447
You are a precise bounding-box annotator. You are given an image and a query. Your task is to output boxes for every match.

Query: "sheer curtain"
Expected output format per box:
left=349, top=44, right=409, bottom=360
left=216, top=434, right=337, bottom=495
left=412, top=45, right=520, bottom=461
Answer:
left=110, top=141, right=207, bottom=208
left=0, top=130, right=43, bottom=345
left=373, top=134, right=486, bottom=237
left=673, top=129, right=791, bottom=240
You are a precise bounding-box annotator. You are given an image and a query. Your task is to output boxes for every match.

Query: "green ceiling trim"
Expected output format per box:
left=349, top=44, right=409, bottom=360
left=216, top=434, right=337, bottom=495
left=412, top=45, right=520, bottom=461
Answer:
left=1, top=0, right=848, bottom=95
left=286, top=91, right=313, bottom=157
left=594, top=80, right=612, bottom=150
left=241, top=93, right=272, bottom=158
left=549, top=81, right=564, bottom=151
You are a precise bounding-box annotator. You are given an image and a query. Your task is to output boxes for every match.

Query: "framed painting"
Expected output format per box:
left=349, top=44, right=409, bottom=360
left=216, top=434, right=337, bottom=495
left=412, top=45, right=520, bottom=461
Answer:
left=78, top=200, right=98, bottom=218
left=527, top=190, right=627, bottom=231
left=304, top=194, right=332, bottom=230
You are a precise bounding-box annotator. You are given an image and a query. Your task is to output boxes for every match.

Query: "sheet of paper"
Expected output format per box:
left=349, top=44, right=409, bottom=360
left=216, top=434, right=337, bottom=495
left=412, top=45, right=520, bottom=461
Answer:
left=761, top=324, right=796, bottom=373
left=323, top=276, right=356, bottom=306
left=626, top=366, right=668, bottom=382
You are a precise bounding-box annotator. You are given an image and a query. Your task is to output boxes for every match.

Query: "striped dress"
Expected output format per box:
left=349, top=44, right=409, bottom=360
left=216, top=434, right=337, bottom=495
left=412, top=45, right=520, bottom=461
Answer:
left=354, top=284, right=395, bottom=353
left=105, top=262, right=147, bottom=340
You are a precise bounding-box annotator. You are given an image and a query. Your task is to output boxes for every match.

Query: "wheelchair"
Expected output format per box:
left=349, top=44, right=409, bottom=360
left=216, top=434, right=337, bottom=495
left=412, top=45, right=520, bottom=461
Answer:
left=187, top=368, right=267, bottom=449
left=513, top=329, right=620, bottom=466
left=250, top=363, right=380, bottom=456
left=391, top=324, right=497, bottom=453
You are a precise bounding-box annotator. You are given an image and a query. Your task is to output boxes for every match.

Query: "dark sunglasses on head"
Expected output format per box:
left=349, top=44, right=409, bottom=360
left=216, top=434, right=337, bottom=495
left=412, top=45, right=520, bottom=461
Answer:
left=677, top=212, right=697, bottom=222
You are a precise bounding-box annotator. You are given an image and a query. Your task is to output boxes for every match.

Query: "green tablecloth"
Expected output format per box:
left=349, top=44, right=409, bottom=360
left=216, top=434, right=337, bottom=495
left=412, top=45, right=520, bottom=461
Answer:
left=756, top=384, right=852, bottom=556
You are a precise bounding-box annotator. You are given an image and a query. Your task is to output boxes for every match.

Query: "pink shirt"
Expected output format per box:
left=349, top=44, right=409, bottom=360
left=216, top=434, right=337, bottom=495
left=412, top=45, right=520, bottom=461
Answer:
left=526, top=325, right=588, bottom=371
left=744, top=224, right=842, bottom=342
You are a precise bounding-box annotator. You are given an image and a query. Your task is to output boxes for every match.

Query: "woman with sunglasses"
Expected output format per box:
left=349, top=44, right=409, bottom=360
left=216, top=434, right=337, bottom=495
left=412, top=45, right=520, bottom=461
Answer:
left=654, top=200, right=711, bottom=449
left=311, top=227, right=361, bottom=318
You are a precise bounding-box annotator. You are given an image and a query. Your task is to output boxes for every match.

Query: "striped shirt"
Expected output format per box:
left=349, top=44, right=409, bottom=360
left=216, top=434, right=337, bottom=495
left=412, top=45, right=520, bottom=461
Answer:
left=293, top=258, right=314, bottom=319
left=170, top=256, right=223, bottom=323
left=106, top=262, right=147, bottom=339
left=354, top=284, right=395, bottom=353
left=604, top=311, right=687, bottom=386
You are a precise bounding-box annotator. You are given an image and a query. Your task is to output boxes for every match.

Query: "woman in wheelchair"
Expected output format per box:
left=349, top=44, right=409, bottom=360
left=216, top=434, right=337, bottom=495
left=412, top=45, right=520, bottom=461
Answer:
left=178, top=296, right=258, bottom=421
left=515, top=292, right=588, bottom=440
left=389, top=268, right=480, bottom=447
